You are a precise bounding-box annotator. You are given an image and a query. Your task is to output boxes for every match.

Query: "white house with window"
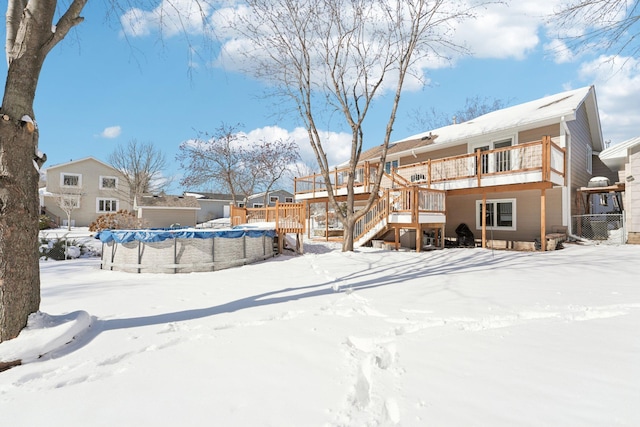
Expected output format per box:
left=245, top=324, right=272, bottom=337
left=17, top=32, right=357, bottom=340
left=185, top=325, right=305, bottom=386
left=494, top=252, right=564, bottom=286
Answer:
left=41, top=157, right=131, bottom=227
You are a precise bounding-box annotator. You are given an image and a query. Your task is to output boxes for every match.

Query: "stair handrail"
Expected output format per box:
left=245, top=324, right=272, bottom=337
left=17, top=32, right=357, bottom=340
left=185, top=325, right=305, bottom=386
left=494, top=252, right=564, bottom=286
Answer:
left=353, top=190, right=391, bottom=243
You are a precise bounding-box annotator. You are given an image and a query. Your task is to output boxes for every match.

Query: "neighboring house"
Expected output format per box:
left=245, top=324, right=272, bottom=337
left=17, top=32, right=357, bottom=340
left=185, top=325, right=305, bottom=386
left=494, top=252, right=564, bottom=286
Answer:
left=41, top=157, right=131, bottom=227
left=246, top=190, right=294, bottom=208
left=600, top=136, right=640, bottom=244
left=295, top=85, right=618, bottom=250
left=184, top=192, right=235, bottom=223
left=134, top=194, right=200, bottom=228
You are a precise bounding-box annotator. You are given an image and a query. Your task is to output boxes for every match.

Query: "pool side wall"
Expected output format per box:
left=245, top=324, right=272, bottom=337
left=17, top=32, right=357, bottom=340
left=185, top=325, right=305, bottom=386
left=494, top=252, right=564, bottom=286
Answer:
left=101, top=234, right=275, bottom=273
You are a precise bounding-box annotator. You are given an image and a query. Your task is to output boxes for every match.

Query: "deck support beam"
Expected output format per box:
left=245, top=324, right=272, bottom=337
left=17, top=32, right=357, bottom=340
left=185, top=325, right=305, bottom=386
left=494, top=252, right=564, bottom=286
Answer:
left=541, top=188, right=547, bottom=251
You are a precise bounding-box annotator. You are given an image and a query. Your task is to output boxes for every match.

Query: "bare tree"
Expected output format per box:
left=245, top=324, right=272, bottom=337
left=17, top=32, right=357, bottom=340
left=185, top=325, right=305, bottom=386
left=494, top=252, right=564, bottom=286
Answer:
left=0, top=0, right=212, bottom=342
left=248, top=138, right=300, bottom=206
left=178, top=123, right=252, bottom=204
left=228, top=0, right=484, bottom=251
left=109, top=140, right=171, bottom=207
left=551, top=1, right=640, bottom=57
left=178, top=124, right=301, bottom=205
left=408, top=96, right=512, bottom=132
left=53, top=186, right=85, bottom=231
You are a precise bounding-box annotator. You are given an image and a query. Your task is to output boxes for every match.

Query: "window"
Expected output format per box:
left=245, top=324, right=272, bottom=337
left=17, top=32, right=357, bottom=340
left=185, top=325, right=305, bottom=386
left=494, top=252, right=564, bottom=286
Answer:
left=475, top=199, right=516, bottom=230
left=472, top=138, right=513, bottom=174
left=237, top=202, right=245, bottom=208
left=253, top=203, right=264, bottom=208
left=586, top=145, right=593, bottom=174
left=100, top=176, right=118, bottom=189
left=384, top=160, right=398, bottom=174
left=270, top=196, right=279, bottom=203
left=97, top=198, right=119, bottom=213
left=493, top=139, right=512, bottom=172
left=61, top=173, right=81, bottom=187
left=285, top=197, right=294, bottom=203
left=410, top=173, right=426, bottom=182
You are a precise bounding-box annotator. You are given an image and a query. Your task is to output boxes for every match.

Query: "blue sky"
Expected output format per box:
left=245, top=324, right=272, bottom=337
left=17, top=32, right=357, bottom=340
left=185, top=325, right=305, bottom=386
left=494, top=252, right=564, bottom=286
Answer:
left=3, top=1, right=640, bottom=193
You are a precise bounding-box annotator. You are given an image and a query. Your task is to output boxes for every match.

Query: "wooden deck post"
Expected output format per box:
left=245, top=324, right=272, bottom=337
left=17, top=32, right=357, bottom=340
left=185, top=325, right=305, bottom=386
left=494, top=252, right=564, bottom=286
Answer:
left=482, top=193, right=487, bottom=248
left=325, top=201, right=329, bottom=242
left=394, top=227, right=400, bottom=250
left=541, top=188, right=547, bottom=251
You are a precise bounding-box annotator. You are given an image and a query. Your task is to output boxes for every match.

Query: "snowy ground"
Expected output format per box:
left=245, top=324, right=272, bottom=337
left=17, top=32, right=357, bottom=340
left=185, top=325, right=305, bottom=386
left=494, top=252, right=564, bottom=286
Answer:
left=1, top=236, right=639, bottom=426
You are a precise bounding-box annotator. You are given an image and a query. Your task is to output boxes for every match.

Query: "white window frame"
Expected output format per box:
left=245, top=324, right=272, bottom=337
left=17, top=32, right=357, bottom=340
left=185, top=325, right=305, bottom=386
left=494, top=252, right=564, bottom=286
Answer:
left=99, top=175, right=118, bottom=190
left=285, top=197, right=294, bottom=203
left=269, top=196, right=279, bottom=203
left=96, top=198, right=119, bottom=213
left=384, top=159, right=399, bottom=174
left=586, top=145, right=593, bottom=174
left=60, top=173, right=82, bottom=188
left=475, top=198, right=516, bottom=231
left=253, top=203, right=264, bottom=208
left=237, top=202, right=245, bottom=208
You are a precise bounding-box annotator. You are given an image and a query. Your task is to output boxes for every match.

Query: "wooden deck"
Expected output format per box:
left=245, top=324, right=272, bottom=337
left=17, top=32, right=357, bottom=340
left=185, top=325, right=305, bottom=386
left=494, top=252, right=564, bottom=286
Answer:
left=230, top=202, right=306, bottom=253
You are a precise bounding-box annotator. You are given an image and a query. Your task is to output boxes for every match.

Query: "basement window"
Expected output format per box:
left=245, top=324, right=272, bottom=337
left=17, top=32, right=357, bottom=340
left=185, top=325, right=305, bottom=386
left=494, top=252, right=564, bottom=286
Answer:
left=475, top=199, right=516, bottom=231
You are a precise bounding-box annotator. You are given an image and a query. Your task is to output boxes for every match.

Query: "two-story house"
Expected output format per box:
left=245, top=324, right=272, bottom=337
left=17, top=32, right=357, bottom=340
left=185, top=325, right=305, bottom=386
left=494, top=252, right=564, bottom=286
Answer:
left=294, top=86, right=620, bottom=250
left=41, top=157, right=131, bottom=227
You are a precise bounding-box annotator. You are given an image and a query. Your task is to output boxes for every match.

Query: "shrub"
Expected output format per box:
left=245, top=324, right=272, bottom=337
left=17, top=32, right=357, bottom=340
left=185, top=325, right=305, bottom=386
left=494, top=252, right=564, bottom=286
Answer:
left=39, top=237, right=86, bottom=260
left=39, top=214, right=56, bottom=230
left=89, top=210, right=147, bottom=232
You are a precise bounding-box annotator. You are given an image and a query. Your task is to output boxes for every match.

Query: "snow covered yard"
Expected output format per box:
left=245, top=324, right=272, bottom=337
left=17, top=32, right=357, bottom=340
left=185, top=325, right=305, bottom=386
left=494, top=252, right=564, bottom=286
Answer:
left=1, top=241, right=639, bottom=426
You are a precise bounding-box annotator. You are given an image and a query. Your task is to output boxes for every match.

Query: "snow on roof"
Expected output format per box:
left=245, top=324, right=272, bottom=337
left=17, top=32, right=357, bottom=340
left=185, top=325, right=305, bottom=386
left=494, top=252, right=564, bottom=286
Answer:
left=599, top=136, right=640, bottom=171
left=398, top=86, right=594, bottom=146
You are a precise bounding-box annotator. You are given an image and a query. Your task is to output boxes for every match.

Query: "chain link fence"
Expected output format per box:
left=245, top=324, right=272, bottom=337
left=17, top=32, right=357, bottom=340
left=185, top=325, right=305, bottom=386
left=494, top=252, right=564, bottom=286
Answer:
left=571, top=214, right=625, bottom=245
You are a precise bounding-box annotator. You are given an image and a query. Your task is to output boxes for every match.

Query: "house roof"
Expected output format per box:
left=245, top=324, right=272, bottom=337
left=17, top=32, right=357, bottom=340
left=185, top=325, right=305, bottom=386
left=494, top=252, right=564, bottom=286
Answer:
left=360, top=86, right=602, bottom=163
left=184, top=192, right=235, bottom=201
left=599, top=136, right=640, bottom=171
left=248, top=189, right=294, bottom=200
left=135, top=195, right=200, bottom=209
left=44, top=156, right=116, bottom=172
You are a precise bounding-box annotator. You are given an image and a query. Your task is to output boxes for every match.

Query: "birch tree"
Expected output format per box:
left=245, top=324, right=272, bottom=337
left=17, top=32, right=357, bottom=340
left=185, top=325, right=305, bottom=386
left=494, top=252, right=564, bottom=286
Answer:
left=226, top=0, right=485, bottom=251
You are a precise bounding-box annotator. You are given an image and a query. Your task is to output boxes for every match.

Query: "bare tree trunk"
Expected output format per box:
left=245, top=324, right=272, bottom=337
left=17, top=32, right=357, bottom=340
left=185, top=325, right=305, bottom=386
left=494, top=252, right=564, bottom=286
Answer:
left=1, top=0, right=75, bottom=341
left=0, top=112, right=42, bottom=341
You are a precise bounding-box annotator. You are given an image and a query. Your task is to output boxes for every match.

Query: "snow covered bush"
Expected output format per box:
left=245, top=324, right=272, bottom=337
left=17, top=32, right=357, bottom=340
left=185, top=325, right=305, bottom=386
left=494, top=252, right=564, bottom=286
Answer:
left=39, top=237, right=96, bottom=260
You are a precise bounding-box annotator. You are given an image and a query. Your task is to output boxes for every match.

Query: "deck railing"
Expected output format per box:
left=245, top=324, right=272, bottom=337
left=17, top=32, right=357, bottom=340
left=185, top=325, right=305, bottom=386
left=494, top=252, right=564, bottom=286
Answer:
left=353, top=187, right=446, bottom=243
left=230, top=202, right=306, bottom=234
left=294, top=137, right=564, bottom=195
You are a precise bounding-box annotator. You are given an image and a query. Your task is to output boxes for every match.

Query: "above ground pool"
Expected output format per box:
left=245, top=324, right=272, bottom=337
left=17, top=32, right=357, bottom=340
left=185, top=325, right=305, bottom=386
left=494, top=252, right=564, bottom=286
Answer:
left=96, top=227, right=277, bottom=273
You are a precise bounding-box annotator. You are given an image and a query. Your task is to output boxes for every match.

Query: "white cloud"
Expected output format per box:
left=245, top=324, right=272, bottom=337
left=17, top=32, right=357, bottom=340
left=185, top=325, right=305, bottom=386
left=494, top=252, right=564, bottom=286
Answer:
left=453, top=2, right=546, bottom=60
left=100, top=126, right=122, bottom=139
left=543, top=39, right=575, bottom=64
left=120, top=0, right=214, bottom=38
left=242, top=125, right=352, bottom=169
left=577, top=55, right=640, bottom=144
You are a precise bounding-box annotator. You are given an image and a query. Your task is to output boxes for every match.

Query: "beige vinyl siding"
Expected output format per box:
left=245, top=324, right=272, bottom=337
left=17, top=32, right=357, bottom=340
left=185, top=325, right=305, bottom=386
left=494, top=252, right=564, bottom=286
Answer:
left=591, top=157, right=618, bottom=183
left=627, top=145, right=640, bottom=237
left=518, top=124, right=560, bottom=144
left=45, top=158, right=131, bottom=227
left=568, top=104, right=593, bottom=188
left=138, top=209, right=197, bottom=228
left=567, top=104, right=595, bottom=215
left=399, top=144, right=468, bottom=166
left=445, top=189, right=562, bottom=242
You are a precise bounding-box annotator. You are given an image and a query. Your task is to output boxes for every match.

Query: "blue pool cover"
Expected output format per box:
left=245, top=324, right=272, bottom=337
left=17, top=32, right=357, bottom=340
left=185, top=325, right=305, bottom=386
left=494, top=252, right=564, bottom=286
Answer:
left=96, top=228, right=277, bottom=244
